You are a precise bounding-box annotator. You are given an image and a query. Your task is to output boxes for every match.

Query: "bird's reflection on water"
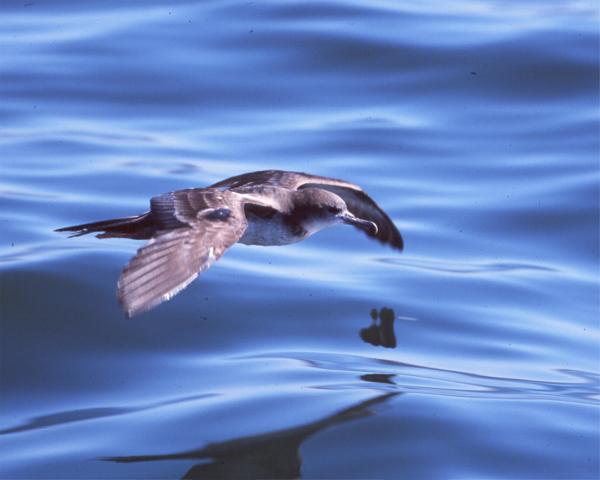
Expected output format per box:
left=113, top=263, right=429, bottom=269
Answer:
left=104, top=386, right=399, bottom=480
left=360, top=307, right=397, bottom=348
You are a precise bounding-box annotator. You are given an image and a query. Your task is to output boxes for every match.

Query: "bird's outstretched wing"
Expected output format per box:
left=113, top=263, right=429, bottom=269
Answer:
left=212, top=170, right=403, bottom=250
left=211, top=169, right=362, bottom=191
left=117, top=189, right=247, bottom=317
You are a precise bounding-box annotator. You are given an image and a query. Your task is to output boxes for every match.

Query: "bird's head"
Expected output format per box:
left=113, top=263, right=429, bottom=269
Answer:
left=293, top=189, right=378, bottom=236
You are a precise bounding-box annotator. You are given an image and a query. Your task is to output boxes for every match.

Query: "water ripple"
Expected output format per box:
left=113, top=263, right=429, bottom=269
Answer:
left=241, top=352, right=600, bottom=406
left=376, top=256, right=557, bottom=275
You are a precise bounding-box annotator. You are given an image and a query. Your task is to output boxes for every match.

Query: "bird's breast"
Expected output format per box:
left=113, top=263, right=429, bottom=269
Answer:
left=238, top=213, right=306, bottom=246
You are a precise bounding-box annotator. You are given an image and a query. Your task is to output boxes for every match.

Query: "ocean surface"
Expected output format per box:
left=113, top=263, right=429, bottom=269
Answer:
left=1, top=1, right=599, bottom=478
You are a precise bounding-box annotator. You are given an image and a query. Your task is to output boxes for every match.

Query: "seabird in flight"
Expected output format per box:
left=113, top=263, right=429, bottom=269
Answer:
left=56, top=170, right=403, bottom=317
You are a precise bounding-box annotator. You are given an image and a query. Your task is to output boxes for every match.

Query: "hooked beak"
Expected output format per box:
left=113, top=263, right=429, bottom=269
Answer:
left=340, top=213, right=378, bottom=235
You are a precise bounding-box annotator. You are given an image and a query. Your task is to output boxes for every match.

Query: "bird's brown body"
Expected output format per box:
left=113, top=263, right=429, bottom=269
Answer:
left=57, top=170, right=403, bottom=317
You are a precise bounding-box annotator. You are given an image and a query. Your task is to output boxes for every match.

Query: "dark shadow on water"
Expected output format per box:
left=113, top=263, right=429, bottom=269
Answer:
left=0, top=393, right=216, bottom=435
left=360, top=306, right=397, bottom=348
left=360, top=373, right=396, bottom=385
left=103, top=390, right=399, bottom=480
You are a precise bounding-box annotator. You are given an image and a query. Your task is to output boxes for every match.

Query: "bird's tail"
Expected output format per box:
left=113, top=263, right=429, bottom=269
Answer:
left=55, top=213, right=153, bottom=239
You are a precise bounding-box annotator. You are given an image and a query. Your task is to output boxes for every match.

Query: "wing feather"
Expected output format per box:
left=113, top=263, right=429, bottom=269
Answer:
left=118, top=190, right=247, bottom=317
left=211, top=170, right=361, bottom=191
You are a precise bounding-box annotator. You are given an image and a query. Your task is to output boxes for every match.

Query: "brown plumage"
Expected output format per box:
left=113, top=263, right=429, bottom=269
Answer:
left=56, top=170, right=403, bottom=317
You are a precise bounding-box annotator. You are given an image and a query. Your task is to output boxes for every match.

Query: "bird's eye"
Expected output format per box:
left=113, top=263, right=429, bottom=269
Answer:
left=327, top=206, right=340, bottom=214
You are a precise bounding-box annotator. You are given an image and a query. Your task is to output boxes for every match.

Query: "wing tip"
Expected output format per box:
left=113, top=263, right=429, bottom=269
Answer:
left=117, top=290, right=161, bottom=319
left=117, top=271, right=200, bottom=319
left=391, top=230, right=404, bottom=251
left=377, top=235, right=404, bottom=252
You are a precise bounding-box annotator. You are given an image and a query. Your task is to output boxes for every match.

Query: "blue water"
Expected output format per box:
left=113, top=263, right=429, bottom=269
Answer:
left=1, top=1, right=599, bottom=478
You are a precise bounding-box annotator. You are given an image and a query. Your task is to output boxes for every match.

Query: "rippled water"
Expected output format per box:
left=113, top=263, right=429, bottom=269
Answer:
left=1, top=1, right=599, bottom=478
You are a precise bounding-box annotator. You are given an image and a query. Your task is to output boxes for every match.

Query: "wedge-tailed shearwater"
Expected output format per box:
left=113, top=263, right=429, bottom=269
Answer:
left=57, top=170, right=403, bottom=317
